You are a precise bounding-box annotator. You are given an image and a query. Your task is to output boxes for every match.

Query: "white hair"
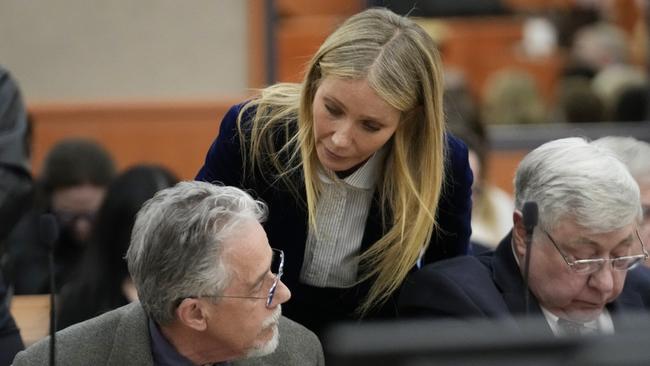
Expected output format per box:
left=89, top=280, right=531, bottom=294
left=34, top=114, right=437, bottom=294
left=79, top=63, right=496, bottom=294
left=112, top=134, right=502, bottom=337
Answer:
left=514, top=137, right=642, bottom=233
left=592, top=136, right=650, bottom=185
left=126, top=181, right=267, bottom=324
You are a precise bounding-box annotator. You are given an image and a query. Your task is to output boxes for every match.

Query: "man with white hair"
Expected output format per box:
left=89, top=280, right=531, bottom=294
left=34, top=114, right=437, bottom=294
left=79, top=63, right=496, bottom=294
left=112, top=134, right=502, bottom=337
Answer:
left=399, top=137, right=650, bottom=336
left=13, top=181, right=324, bottom=365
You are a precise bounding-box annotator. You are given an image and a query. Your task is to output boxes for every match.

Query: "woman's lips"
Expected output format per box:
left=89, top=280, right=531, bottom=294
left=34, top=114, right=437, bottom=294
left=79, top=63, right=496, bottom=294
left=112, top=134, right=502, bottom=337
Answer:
left=324, top=147, right=345, bottom=160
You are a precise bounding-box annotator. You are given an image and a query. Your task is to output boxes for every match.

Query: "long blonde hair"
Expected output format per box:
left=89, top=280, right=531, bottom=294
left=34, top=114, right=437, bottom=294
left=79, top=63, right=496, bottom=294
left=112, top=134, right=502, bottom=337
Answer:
left=239, top=8, right=446, bottom=315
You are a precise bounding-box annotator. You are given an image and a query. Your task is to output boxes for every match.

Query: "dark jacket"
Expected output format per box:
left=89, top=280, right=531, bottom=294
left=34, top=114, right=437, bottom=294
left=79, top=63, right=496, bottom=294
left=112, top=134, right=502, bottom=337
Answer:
left=399, top=232, right=650, bottom=333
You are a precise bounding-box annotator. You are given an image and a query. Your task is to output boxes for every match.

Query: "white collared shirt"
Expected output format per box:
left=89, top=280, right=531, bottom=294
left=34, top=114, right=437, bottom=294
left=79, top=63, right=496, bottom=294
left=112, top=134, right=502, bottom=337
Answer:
left=300, top=148, right=386, bottom=288
left=541, top=306, right=615, bottom=336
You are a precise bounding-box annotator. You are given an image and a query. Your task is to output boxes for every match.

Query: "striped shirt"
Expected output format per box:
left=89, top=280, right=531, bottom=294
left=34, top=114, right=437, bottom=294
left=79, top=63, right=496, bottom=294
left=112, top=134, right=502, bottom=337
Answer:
left=300, top=148, right=386, bottom=288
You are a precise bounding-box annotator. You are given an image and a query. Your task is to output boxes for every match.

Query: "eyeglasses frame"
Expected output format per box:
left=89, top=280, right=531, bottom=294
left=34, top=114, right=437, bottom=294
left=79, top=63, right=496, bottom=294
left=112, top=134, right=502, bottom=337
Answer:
left=542, top=228, right=648, bottom=274
left=184, top=248, right=284, bottom=308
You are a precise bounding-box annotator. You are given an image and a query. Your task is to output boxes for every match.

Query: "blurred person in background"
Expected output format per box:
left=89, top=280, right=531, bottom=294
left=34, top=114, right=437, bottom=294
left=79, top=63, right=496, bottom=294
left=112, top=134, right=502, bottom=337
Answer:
left=571, top=21, right=630, bottom=72
left=57, top=165, right=178, bottom=330
left=481, top=69, right=546, bottom=125
left=0, top=65, right=31, bottom=365
left=592, top=136, right=650, bottom=265
left=444, top=74, right=513, bottom=252
left=591, top=64, right=647, bottom=120
left=554, top=76, right=605, bottom=123
left=612, top=84, right=649, bottom=122
left=5, top=138, right=115, bottom=294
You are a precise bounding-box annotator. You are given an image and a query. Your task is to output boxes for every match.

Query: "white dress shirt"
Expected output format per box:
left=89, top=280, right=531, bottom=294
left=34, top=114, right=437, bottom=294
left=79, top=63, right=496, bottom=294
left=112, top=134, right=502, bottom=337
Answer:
left=300, top=148, right=386, bottom=288
left=541, top=306, right=615, bottom=336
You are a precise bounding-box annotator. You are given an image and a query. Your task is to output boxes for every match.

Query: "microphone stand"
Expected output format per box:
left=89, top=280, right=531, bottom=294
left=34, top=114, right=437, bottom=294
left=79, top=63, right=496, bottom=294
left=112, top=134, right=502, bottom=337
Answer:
left=39, top=214, right=58, bottom=366
left=523, top=229, right=533, bottom=316
left=48, top=248, right=56, bottom=365
left=521, top=202, right=538, bottom=316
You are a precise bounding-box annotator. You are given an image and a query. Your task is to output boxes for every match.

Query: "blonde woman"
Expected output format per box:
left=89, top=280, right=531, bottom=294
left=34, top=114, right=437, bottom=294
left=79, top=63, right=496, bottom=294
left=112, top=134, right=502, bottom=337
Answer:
left=196, top=7, right=472, bottom=335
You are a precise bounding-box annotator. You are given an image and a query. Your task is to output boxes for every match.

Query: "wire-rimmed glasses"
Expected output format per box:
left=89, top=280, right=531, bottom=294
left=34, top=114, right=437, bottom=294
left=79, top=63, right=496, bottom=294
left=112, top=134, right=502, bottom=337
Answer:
left=543, top=229, right=648, bottom=274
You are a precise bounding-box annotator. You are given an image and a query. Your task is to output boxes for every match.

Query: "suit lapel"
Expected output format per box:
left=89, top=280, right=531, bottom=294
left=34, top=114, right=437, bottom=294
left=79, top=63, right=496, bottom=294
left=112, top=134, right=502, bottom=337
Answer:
left=490, top=234, right=552, bottom=334
left=106, top=302, right=154, bottom=366
left=492, top=233, right=537, bottom=315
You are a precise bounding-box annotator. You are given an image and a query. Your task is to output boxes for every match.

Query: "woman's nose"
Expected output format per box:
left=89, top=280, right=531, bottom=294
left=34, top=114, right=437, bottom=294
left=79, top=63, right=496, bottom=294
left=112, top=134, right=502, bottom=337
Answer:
left=331, top=124, right=352, bottom=148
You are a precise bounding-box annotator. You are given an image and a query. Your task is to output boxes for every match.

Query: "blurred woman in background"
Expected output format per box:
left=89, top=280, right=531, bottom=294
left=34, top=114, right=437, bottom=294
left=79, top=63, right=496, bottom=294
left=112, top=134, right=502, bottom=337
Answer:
left=57, top=165, right=178, bottom=330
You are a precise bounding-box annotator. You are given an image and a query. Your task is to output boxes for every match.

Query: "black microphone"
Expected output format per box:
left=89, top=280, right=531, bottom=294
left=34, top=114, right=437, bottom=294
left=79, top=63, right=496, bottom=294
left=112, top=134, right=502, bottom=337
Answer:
left=39, top=214, right=58, bottom=366
left=521, top=201, right=538, bottom=316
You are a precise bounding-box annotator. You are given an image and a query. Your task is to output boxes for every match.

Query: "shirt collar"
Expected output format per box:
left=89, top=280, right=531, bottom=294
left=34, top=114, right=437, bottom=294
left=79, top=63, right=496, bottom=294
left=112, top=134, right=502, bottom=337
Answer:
left=318, top=145, right=387, bottom=189
left=148, top=317, right=232, bottom=366
left=149, top=317, right=196, bottom=366
left=540, top=306, right=611, bottom=335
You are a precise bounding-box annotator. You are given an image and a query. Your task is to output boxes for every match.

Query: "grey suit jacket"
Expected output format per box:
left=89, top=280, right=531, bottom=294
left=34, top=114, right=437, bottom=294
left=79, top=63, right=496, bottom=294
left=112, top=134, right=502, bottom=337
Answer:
left=12, top=302, right=324, bottom=366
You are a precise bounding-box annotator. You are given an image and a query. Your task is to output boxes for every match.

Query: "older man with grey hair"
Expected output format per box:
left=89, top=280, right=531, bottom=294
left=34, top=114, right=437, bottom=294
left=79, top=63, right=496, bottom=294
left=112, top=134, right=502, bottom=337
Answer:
left=399, top=137, right=650, bottom=336
left=13, top=181, right=324, bottom=365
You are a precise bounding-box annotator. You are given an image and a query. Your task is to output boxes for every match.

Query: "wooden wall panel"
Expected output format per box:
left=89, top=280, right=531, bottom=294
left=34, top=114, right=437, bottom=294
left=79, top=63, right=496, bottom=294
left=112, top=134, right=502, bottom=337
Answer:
left=276, top=15, right=346, bottom=82
left=28, top=98, right=243, bottom=180
left=486, top=149, right=529, bottom=195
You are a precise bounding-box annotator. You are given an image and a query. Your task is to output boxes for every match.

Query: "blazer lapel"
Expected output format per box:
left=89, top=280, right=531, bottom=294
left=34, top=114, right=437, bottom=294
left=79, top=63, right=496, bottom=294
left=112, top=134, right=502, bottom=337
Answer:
left=491, top=233, right=552, bottom=334
left=492, top=233, right=534, bottom=315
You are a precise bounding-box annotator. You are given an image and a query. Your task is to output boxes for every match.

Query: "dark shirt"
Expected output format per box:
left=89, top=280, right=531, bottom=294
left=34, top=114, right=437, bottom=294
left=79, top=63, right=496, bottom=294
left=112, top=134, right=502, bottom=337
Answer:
left=148, top=318, right=230, bottom=366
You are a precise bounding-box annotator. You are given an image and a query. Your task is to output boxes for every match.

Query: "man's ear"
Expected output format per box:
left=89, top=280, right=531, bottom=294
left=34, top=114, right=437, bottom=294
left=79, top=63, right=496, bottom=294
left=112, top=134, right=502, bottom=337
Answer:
left=176, top=298, right=208, bottom=331
left=512, top=210, right=527, bottom=260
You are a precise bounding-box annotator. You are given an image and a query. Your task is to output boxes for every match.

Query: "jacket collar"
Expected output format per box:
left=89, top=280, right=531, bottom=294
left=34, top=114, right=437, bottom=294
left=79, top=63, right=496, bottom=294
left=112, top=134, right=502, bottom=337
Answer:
left=106, top=302, right=154, bottom=366
left=490, top=232, right=542, bottom=316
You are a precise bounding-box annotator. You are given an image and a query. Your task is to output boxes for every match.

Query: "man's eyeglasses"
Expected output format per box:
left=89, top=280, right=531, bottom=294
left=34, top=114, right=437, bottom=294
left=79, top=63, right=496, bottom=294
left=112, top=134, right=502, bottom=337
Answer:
left=543, top=229, right=648, bottom=274
left=188, top=248, right=284, bottom=308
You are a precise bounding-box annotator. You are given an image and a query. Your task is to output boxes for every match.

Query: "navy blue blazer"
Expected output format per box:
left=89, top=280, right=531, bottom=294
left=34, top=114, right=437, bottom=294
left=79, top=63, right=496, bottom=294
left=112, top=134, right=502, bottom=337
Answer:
left=196, top=103, right=473, bottom=335
left=399, top=232, right=650, bottom=333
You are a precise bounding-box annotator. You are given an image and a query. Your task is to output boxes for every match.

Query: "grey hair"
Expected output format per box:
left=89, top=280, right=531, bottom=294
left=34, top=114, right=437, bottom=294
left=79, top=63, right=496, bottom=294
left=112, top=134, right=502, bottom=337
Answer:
left=126, top=181, right=268, bottom=325
left=514, top=137, right=641, bottom=233
left=592, top=136, right=650, bottom=184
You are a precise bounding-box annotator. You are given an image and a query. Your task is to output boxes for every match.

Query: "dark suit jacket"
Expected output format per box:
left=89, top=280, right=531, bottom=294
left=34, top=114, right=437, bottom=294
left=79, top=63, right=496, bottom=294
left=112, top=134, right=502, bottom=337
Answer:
left=399, top=232, right=650, bottom=333
left=196, top=103, right=473, bottom=334
left=12, top=302, right=324, bottom=366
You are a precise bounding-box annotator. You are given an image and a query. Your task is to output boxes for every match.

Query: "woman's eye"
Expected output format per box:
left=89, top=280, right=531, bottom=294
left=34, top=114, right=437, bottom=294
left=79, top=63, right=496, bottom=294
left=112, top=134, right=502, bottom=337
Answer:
left=362, top=121, right=380, bottom=132
left=325, top=104, right=342, bottom=116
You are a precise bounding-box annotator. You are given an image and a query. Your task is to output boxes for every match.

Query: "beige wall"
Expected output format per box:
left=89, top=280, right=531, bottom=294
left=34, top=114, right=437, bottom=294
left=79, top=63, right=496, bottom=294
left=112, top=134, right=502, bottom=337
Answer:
left=0, top=0, right=247, bottom=103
